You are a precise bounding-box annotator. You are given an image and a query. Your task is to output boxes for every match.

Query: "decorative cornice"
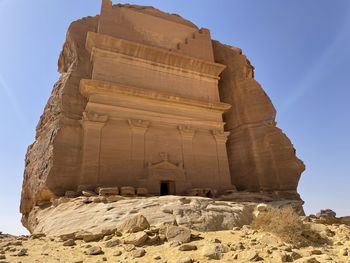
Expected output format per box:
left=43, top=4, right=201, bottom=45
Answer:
left=80, top=79, right=231, bottom=113
left=86, top=31, right=226, bottom=79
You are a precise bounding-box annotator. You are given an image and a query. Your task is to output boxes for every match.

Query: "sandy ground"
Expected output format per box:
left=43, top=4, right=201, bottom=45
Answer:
left=1, top=223, right=349, bottom=263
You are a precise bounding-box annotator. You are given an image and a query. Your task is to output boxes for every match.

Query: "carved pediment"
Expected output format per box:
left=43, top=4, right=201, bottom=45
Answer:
left=147, top=152, right=184, bottom=171
left=148, top=160, right=183, bottom=170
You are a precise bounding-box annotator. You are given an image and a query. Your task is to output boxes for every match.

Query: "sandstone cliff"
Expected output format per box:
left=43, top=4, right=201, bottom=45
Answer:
left=20, top=16, right=99, bottom=226
left=212, top=41, right=305, bottom=195
left=20, top=2, right=305, bottom=231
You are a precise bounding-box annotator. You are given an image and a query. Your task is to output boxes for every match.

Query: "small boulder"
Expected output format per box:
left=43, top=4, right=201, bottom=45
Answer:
left=315, top=209, right=339, bottom=224
left=82, top=233, right=103, bottom=242
left=123, top=244, right=135, bottom=252
left=30, top=233, right=45, bottom=239
left=119, top=214, right=150, bottom=233
left=105, top=239, right=120, bottom=248
left=165, top=225, right=191, bottom=244
left=98, top=187, right=119, bottom=196
left=113, top=250, right=122, bottom=256
left=59, top=232, right=76, bottom=241
left=241, top=250, right=263, bottom=261
left=202, top=243, right=229, bottom=260
left=179, top=244, right=197, bottom=251
left=84, top=246, right=103, bottom=255
left=123, top=231, right=148, bottom=246
left=120, top=186, right=135, bottom=196
left=63, top=239, right=76, bottom=246
left=132, top=248, right=146, bottom=258
left=176, top=256, right=193, bottom=263
left=82, top=190, right=97, bottom=197
left=15, top=248, right=28, bottom=257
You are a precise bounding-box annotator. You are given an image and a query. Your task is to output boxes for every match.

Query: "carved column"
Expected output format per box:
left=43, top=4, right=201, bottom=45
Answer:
left=212, top=130, right=232, bottom=186
left=79, top=112, right=108, bottom=188
left=178, top=125, right=196, bottom=180
left=128, top=119, right=150, bottom=175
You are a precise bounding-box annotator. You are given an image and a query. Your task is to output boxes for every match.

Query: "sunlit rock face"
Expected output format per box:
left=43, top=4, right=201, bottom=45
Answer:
left=20, top=0, right=304, bottom=230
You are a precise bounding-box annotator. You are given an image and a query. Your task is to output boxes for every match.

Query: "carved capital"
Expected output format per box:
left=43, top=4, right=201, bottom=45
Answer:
left=178, top=125, right=196, bottom=139
left=83, top=112, right=108, bottom=123
left=128, top=119, right=150, bottom=133
left=128, top=119, right=150, bottom=128
left=211, top=130, right=230, bottom=143
left=81, top=112, right=108, bottom=129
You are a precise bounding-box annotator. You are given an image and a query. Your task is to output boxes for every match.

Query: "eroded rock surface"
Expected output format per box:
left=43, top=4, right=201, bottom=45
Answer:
left=212, top=41, right=305, bottom=193
left=20, top=0, right=305, bottom=233
left=26, top=196, right=255, bottom=235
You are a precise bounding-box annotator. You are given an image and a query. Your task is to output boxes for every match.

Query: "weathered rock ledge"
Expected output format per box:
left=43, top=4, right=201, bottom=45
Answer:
left=26, top=195, right=303, bottom=236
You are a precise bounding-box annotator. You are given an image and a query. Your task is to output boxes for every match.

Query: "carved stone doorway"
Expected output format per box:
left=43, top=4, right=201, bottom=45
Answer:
left=160, top=181, right=175, bottom=195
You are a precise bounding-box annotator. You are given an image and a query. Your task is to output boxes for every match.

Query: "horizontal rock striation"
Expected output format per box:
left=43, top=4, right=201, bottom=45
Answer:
left=20, top=16, right=99, bottom=227
left=212, top=41, right=305, bottom=194
left=20, top=1, right=305, bottom=232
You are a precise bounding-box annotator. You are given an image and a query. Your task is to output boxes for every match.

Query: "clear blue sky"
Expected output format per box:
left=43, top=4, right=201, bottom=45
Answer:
left=0, top=0, right=349, bottom=235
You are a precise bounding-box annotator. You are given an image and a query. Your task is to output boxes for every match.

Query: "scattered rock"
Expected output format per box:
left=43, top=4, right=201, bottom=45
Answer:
left=59, top=233, right=75, bottom=241
left=241, top=250, right=263, bottom=261
left=15, top=248, right=28, bottom=256
left=123, top=244, right=135, bottom=252
left=81, top=232, right=103, bottom=242
left=202, top=243, right=229, bottom=260
left=82, top=190, right=97, bottom=197
left=315, top=209, right=339, bottom=224
left=165, top=225, right=191, bottom=244
left=30, top=233, right=45, bottom=239
left=146, top=234, right=159, bottom=245
left=123, top=231, right=148, bottom=246
left=98, top=187, right=119, bottom=196
left=105, top=239, right=120, bottom=248
left=291, top=251, right=302, bottom=260
left=63, top=239, right=75, bottom=246
left=310, top=249, right=322, bottom=255
left=84, top=246, right=103, bottom=255
left=120, top=186, right=135, bottom=196
left=178, top=244, right=197, bottom=251
left=113, top=250, right=122, bottom=256
left=132, top=248, right=146, bottom=258
left=119, top=214, right=150, bottom=233
left=176, top=256, right=193, bottom=263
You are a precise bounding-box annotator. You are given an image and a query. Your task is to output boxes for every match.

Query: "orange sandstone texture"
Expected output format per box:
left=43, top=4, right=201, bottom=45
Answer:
left=20, top=0, right=304, bottom=230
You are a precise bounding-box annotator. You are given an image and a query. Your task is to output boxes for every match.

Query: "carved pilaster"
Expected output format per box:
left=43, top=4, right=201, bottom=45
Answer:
left=128, top=119, right=150, bottom=167
left=178, top=125, right=196, bottom=179
left=211, top=129, right=231, bottom=186
left=80, top=112, right=108, bottom=187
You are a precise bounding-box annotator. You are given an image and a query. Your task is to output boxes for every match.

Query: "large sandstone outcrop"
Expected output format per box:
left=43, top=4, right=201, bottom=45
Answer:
left=20, top=1, right=304, bottom=231
left=20, top=16, right=98, bottom=227
left=212, top=42, right=305, bottom=194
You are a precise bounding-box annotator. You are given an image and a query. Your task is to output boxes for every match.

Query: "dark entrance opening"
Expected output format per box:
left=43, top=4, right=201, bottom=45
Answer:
left=160, top=181, right=169, bottom=195
left=160, top=181, right=175, bottom=195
